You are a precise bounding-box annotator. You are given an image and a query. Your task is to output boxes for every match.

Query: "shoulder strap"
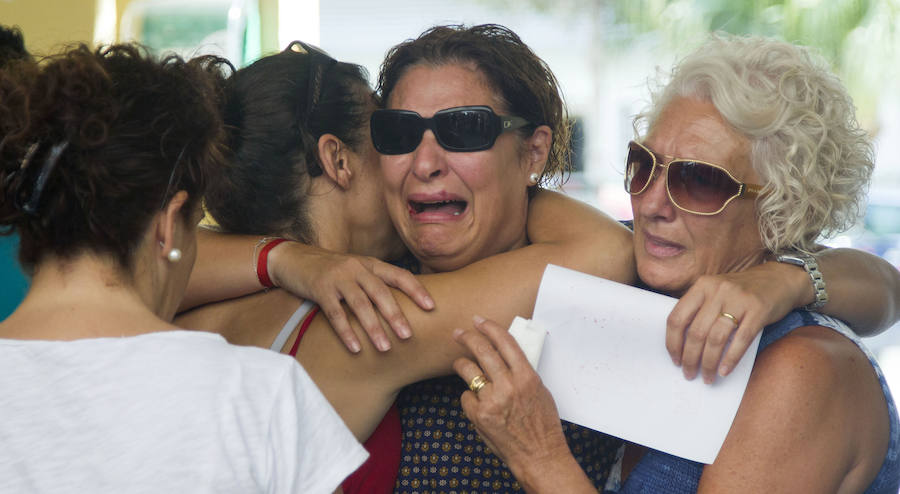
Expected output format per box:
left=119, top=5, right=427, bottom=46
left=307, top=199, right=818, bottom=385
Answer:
left=270, top=300, right=315, bottom=352
left=288, top=305, right=321, bottom=357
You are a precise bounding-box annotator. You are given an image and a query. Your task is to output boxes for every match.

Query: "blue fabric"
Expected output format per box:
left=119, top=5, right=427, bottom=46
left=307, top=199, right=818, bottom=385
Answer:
left=394, top=375, right=622, bottom=493
left=616, top=310, right=900, bottom=494
left=0, top=235, right=28, bottom=319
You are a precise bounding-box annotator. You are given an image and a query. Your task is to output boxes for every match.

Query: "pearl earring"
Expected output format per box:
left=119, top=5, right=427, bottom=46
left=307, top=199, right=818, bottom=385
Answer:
left=167, top=248, right=182, bottom=263
left=529, top=173, right=540, bottom=185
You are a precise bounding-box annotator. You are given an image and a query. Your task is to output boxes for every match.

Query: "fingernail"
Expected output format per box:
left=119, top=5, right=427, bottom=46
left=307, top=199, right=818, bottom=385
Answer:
left=473, top=314, right=486, bottom=325
left=671, top=356, right=681, bottom=367
left=452, top=327, right=465, bottom=340
left=377, top=337, right=390, bottom=352
left=349, top=340, right=361, bottom=353
left=398, top=323, right=412, bottom=339
left=424, top=296, right=435, bottom=310
left=718, top=364, right=730, bottom=377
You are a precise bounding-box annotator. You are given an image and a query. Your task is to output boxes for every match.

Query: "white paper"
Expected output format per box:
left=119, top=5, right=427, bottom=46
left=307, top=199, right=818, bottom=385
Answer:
left=533, top=264, right=761, bottom=464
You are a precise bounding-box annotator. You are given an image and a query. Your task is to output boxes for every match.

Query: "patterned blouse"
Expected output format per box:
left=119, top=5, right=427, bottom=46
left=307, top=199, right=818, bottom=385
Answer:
left=395, top=375, right=623, bottom=493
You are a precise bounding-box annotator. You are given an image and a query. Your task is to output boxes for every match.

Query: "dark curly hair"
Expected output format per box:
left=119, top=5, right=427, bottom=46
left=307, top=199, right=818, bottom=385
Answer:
left=0, top=24, right=30, bottom=65
left=204, top=41, right=372, bottom=243
left=377, top=24, right=571, bottom=187
left=0, top=43, right=227, bottom=272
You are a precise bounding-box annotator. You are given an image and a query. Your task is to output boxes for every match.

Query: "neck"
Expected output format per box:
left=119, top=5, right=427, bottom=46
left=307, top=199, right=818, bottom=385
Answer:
left=0, top=254, right=168, bottom=340
left=305, top=181, right=406, bottom=260
left=419, top=229, right=530, bottom=275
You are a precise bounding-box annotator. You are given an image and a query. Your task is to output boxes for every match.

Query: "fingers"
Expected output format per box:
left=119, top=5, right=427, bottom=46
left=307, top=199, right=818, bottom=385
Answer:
left=373, top=262, right=435, bottom=312
left=353, top=268, right=411, bottom=341
left=717, top=311, right=765, bottom=378
left=667, top=290, right=704, bottom=366
left=453, top=354, right=489, bottom=392
left=337, top=278, right=393, bottom=352
left=678, top=309, right=715, bottom=382
left=696, top=310, right=740, bottom=383
left=358, top=265, right=414, bottom=341
left=318, top=297, right=361, bottom=354
left=452, top=324, right=510, bottom=382
left=471, top=316, right=532, bottom=373
left=670, top=274, right=775, bottom=383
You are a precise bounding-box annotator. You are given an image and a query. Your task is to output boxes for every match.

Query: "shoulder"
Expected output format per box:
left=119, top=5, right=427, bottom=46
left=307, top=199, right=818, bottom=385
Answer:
left=139, top=331, right=303, bottom=388
left=754, top=322, right=865, bottom=396
left=748, top=318, right=887, bottom=447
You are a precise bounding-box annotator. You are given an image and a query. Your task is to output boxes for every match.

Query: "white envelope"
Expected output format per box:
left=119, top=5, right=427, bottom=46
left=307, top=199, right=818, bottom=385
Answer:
left=532, top=264, right=761, bottom=464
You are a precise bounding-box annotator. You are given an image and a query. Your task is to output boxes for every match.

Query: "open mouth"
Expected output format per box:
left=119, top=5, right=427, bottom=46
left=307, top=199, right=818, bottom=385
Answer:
left=409, top=199, right=468, bottom=217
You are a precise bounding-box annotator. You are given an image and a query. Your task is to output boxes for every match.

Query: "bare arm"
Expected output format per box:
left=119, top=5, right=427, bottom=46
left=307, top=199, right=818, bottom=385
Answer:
left=180, top=229, right=262, bottom=311
left=814, top=247, right=900, bottom=335
left=294, top=193, right=635, bottom=440
left=181, top=229, right=434, bottom=351
left=668, top=247, right=900, bottom=383
left=697, top=326, right=888, bottom=493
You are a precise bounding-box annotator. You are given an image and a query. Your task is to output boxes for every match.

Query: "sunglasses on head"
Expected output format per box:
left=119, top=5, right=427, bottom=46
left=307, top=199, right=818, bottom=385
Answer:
left=370, top=105, right=533, bottom=155
left=625, top=140, right=763, bottom=215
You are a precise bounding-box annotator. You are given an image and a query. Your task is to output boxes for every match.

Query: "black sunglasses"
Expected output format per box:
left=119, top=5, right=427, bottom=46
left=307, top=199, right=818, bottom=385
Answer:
left=370, top=105, right=533, bottom=155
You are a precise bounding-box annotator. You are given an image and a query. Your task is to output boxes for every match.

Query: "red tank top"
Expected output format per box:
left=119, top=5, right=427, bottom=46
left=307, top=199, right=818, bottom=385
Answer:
left=289, top=305, right=401, bottom=493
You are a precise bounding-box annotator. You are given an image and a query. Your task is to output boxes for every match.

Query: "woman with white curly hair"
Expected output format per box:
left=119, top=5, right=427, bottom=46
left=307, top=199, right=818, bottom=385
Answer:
left=450, top=34, right=900, bottom=493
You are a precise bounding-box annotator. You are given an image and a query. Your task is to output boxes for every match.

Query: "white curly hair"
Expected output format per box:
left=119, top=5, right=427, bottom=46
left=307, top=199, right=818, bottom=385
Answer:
left=634, top=33, right=874, bottom=254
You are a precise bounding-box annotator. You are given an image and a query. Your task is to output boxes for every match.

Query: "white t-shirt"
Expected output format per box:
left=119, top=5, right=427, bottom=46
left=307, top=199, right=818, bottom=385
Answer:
left=0, top=330, right=367, bottom=494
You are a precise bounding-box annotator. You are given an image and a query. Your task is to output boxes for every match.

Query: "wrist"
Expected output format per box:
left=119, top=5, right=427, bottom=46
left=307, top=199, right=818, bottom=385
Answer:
left=775, top=252, right=828, bottom=310
left=255, top=237, right=289, bottom=288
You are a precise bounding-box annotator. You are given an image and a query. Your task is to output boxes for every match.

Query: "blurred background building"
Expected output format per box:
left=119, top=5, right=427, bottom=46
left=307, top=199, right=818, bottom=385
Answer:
left=3, top=0, right=900, bottom=400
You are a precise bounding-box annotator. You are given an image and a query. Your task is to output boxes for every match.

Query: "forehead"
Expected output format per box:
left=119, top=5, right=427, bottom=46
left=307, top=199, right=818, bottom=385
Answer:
left=645, top=97, right=753, bottom=177
left=387, top=63, right=504, bottom=117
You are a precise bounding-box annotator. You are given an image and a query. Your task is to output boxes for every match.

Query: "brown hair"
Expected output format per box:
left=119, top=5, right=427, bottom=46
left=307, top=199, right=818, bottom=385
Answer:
left=205, top=42, right=372, bottom=242
left=0, top=44, right=227, bottom=271
left=377, top=24, right=571, bottom=187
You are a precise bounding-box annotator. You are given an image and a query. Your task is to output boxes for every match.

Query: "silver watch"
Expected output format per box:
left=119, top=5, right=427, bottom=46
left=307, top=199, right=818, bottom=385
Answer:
left=776, top=252, right=828, bottom=310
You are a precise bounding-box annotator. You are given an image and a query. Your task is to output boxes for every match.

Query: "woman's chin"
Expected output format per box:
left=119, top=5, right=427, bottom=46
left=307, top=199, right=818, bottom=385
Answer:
left=637, top=261, right=692, bottom=296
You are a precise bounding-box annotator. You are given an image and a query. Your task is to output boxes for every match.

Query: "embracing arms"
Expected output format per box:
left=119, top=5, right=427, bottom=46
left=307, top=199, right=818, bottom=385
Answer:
left=293, top=191, right=634, bottom=439
left=180, top=229, right=435, bottom=351
left=668, top=248, right=900, bottom=383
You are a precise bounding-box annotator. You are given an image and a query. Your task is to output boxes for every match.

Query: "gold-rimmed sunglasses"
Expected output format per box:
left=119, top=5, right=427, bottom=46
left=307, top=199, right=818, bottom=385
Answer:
left=624, top=140, right=763, bottom=215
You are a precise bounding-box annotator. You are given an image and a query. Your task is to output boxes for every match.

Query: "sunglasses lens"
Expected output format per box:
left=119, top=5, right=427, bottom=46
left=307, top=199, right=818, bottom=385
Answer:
left=434, top=108, right=496, bottom=151
left=625, top=143, right=654, bottom=194
left=667, top=161, right=741, bottom=213
left=371, top=111, right=424, bottom=155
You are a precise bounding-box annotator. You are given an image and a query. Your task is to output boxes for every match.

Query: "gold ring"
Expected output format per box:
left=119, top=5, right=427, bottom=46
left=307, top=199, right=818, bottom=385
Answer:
left=468, top=375, right=488, bottom=394
left=719, top=312, right=739, bottom=327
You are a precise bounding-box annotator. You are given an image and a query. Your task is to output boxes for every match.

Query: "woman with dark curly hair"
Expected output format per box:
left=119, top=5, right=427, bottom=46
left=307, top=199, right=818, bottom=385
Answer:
left=0, top=43, right=366, bottom=493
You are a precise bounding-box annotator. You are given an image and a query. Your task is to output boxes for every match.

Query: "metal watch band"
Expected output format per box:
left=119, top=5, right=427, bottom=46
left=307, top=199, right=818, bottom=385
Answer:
left=776, top=253, right=829, bottom=310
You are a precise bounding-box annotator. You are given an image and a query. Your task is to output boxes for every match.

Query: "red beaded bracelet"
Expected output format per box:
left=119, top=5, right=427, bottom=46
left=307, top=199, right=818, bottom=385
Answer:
left=256, top=238, right=287, bottom=288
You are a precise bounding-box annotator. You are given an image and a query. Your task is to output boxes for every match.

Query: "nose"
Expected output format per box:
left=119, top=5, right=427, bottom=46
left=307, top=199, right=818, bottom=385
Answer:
left=410, top=130, right=447, bottom=181
left=633, top=163, right=676, bottom=221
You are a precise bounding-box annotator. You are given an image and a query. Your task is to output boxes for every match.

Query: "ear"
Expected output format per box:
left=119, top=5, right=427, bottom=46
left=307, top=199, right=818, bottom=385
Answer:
left=523, top=125, right=552, bottom=178
left=317, top=134, right=353, bottom=190
left=156, top=190, right=189, bottom=259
